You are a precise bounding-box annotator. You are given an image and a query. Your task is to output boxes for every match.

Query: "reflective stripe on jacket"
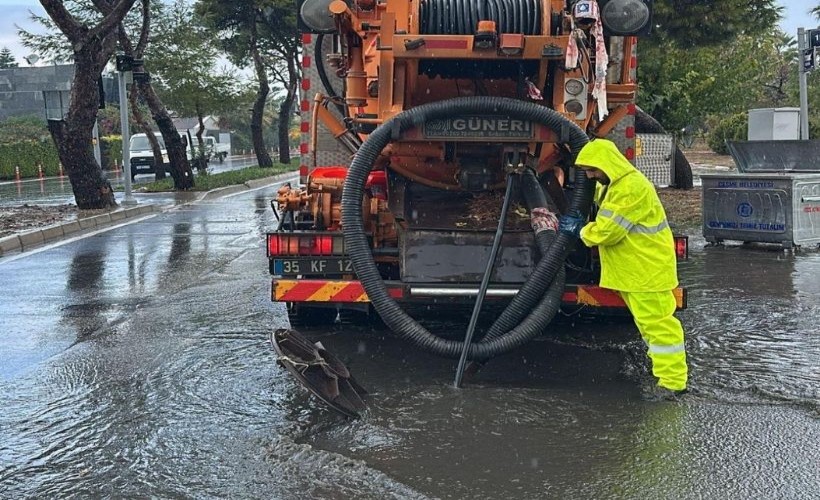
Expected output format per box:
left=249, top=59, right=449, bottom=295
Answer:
left=576, top=139, right=678, bottom=292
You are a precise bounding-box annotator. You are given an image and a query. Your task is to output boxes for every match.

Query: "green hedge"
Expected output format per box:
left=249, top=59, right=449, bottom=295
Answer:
left=100, top=135, right=122, bottom=170
left=811, top=116, right=820, bottom=139
left=0, top=135, right=124, bottom=180
left=0, top=140, right=61, bottom=180
left=706, top=113, right=747, bottom=155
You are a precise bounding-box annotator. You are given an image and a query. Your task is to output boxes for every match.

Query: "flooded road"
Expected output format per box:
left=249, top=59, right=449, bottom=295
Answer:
left=1, top=187, right=819, bottom=498
left=0, top=155, right=259, bottom=207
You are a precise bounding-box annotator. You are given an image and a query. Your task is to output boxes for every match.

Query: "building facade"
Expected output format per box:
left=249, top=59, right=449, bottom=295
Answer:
left=0, top=64, right=118, bottom=122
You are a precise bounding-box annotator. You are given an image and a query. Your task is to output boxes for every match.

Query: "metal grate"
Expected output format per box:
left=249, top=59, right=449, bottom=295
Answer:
left=300, top=35, right=351, bottom=174
left=635, top=133, right=674, bottom=187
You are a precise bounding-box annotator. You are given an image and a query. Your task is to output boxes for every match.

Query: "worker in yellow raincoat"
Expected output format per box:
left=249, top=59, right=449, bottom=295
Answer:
left=559, top=139, right=688, bottom=400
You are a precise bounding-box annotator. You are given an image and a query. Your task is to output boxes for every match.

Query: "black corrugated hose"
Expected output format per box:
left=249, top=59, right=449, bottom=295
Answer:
left=315, top=34, right=349, bottom=118
left=341, top=96, right=592, bottom=360
left=420, top=0, right=542, bottom=35
left=475, top=168, right=567, bottom=344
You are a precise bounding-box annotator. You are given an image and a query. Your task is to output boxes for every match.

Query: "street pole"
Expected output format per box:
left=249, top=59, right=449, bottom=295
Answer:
left=117, top=66, right=137, bottom=205
left=92, top=120, right=101, bottom=167
left=798, top=28, right=810, bottom=140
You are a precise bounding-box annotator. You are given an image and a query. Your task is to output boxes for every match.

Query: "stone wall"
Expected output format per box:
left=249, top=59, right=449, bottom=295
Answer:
left=0, top=65, right=118, bottom=122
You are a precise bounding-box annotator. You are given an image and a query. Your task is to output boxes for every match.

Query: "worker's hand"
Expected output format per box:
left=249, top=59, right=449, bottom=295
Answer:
left=558, top=213, right=584, bottom=238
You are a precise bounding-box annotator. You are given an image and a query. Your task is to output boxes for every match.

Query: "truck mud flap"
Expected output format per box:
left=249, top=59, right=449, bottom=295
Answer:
left=270, top=328, right=367, bottom=418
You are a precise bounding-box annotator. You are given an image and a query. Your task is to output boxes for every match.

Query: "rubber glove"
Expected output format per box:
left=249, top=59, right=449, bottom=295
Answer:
left=558, top=213, right=585, bottom=238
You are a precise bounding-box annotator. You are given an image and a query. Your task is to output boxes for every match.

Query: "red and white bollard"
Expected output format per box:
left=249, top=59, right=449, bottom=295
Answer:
left=15, top=165, right=21, bottom=182
left=58, top=163, right=64, bottom=177
left=38, top=164, right=44, bottom=179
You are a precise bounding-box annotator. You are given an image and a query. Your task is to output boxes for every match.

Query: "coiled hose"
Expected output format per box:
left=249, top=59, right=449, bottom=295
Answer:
left=341, top=97, right=592, bottom=360
left=420, top=0, right=542, bottom=35
left=478, top=168, right=566, bottom=345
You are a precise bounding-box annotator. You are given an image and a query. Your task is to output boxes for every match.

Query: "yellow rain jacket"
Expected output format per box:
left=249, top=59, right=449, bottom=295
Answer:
left=576, top=140, right=677, bottom=292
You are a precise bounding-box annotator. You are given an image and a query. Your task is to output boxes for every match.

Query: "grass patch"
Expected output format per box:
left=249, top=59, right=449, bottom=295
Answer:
left=138, top=163, right=296, bottom=192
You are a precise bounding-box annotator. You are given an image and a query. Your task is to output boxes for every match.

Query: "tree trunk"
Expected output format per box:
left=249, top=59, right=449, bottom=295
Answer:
left=129, top=86, right=165, bottom=180
left=277, top=52, right=299, bottom=164
left=39, top=0, right=137, bottom=208
left=193, top=108, right=208, bottom=173
left=137, top=81, right=195, bottom=189
left=196, top=108, right=205, bottom=157
left=250, top=41, right=273, bottom=168
left=277, top=79, right=297, bottom=165
left=48, top=49, right=116, bottom=209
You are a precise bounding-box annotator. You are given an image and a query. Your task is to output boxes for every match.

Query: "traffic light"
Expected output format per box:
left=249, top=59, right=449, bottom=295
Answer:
left=132, top=71, right=151, bottom=83
left=803, top=48, right=816, bottom=73
left=115, top=53, right=144, bottom=72
left=115, top=53, right=133, bottom=72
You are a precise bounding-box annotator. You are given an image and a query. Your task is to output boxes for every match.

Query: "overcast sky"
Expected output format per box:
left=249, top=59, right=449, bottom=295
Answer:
left=0, top=0, right=817, bottom=65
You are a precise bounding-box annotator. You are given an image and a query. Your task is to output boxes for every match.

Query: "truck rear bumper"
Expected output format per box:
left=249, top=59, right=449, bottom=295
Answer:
left=272, top=279, right=686, bottom=310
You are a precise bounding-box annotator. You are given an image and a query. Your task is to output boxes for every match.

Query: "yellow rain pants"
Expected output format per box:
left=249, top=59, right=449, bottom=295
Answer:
left=620, top=290, right=688, bottom=391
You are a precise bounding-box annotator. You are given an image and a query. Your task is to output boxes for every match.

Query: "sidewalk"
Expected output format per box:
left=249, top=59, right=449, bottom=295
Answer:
left=0, top=171, right=298, bottom=258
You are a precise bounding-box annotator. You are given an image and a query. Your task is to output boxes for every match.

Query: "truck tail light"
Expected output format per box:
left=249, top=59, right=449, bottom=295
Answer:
left=267, top=234, right=342, bottom=256
left=307, top=235, right=333, bottom=254
left=674, top=235, right=688, bottom=260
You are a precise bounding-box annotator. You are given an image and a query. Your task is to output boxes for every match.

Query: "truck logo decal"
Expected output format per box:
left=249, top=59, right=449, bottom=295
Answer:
left=736, top=202, right=753, bottom=217
left=424, top=116, right=534, bottom=139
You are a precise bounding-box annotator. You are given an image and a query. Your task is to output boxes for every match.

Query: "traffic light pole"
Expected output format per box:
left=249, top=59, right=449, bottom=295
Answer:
left=798, top=28, right=810, bottom=140
left=92, top=120, right=101, bottom=166
left=117, top=65, right=137, bottom=206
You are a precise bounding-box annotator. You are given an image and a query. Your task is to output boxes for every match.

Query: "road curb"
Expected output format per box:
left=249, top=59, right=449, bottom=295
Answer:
left=201, top=171, right=298, bottom=200
left=0, top=205, right=158, bottom=257
left=2, top=170, right=297, bottom=258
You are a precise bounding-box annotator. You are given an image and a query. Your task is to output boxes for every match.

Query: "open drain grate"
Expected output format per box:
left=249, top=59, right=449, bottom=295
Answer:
left=271, top=328, right=367, bottom=418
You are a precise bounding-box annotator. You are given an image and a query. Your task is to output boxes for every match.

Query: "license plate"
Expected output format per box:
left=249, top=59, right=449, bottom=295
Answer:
left=273, top=258, right=353, bottom=275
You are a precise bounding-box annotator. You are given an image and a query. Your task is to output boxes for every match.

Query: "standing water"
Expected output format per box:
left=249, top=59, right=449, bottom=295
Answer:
left=1, top=188, right=818, bottom=498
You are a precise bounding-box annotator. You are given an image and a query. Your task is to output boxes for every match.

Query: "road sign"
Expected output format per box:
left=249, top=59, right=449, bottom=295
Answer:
left=810, top=29, right=820, bottom=48
left=804, top=48, right=816, bottom=72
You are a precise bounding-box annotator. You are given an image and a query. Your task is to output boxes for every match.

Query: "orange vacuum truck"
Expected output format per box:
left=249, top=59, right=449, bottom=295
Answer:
left=268, top=0, right=688, bottom=368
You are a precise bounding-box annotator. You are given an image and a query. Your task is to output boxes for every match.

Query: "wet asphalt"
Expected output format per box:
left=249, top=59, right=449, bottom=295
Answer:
left=0, top=155, right=260, bottom=207
left=0, top=182, right=819, bottom=498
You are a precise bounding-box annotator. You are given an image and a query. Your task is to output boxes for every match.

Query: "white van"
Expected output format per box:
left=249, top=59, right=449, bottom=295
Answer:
left=129, top=132, right=201, bottom=179
left=129, top=132, right=167, bottom=180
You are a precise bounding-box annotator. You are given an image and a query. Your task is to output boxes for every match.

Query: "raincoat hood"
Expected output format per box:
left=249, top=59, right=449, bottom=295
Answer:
left=574, top=139, right=636, bottom=183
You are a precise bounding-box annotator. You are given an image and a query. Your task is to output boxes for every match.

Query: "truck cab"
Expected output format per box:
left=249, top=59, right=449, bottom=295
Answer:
left=203, top=136, right=230, bottom=163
